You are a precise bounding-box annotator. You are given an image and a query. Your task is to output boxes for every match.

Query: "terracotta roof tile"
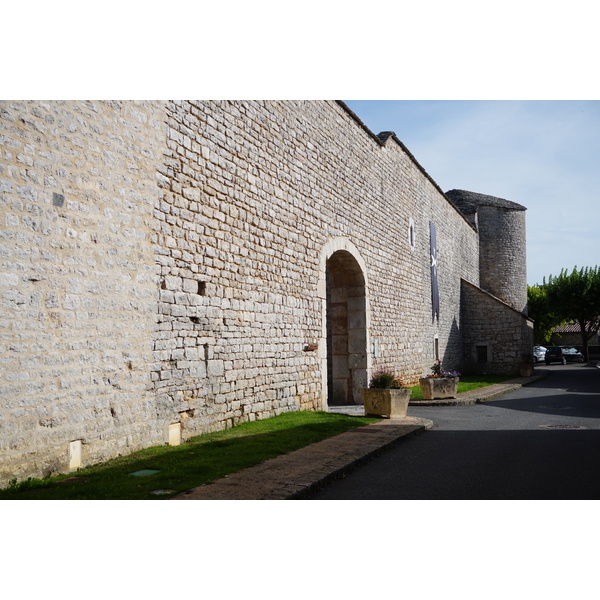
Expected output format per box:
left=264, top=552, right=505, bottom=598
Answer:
left=553, top=322, right=599, bottom=333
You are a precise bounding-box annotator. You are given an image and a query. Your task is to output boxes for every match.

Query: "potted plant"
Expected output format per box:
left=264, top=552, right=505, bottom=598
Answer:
left=360, top=370, right=411, bottom=418
left=419, top=360, right=460, bottom=400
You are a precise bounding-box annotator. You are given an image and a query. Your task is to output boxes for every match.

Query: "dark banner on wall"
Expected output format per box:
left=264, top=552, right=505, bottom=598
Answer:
left=430, top=221, right=439, bottom=322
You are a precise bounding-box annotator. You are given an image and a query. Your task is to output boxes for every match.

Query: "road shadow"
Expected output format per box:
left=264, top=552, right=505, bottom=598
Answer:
left=309, top=428, right=600, bottom=500
left=522, top=363, right=600, bottom=394
left=484, top=392, right=600, bottom=419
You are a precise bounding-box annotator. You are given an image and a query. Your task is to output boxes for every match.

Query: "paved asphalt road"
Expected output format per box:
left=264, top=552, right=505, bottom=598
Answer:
left=308, top=363, right=600, bottom=500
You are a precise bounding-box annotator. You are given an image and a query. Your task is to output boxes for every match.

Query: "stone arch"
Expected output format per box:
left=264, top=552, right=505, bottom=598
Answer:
left=317, top=238, right=371, bottom=408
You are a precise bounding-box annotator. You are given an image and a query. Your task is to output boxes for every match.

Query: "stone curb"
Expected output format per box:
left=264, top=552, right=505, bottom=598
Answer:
left=408, top=370, right=552, bottom=406
left=288, top=417, right=434, bottom=500
left=172, top=416, right=433, bottom=500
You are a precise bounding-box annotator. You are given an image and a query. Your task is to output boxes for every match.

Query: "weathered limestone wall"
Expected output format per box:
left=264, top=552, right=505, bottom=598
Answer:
left=1, top=100, right=484, bottom=485
left=461, top=280, right=534, bottom=374
left=478, top=205, right=528, bottom=314
left=151, top=101, right=481, bottom=436
left=0, top=101, right=166, bottom=485
left=150, top=101, right=325, bottom=439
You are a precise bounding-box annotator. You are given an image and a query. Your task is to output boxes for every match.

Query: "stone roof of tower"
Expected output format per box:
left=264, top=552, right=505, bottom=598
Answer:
left=445, top=189, right=527, bottom=214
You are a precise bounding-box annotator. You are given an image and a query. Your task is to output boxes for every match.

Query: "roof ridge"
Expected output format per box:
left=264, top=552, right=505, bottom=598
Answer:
left=446, top=188, right=527, bottom=212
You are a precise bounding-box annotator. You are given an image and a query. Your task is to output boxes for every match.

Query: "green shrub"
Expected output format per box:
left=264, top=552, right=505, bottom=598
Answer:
left=369, top=370, right=405, bottom=389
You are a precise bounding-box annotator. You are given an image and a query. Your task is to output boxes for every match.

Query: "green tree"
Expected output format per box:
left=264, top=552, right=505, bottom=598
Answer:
left=545, top=266, right=600, bottom=360
left=527, top=284, right=563, bottom=345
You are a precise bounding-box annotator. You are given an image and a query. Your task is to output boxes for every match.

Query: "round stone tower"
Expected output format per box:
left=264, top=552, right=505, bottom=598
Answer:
left=446, top=189, right=528, bottom=315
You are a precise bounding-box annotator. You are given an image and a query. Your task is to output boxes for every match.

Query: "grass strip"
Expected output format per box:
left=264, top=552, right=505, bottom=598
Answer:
left=409, top=374, right=514, bottom=400
left=0, top=411, right=380, bottom=501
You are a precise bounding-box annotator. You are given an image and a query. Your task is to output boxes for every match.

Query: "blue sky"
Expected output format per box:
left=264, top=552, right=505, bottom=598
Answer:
left=344, top=100, right=600, bottom=286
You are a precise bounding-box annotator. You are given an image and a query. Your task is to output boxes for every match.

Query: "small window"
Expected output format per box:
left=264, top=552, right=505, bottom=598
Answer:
left=434, top=337, right=439, bottom=360
left=476, top=345, right=488, bottom=363
left=408, top=218, right=416, bottom=250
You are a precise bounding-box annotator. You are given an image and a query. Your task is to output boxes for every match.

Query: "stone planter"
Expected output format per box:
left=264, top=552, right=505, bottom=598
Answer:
left=419, top=377, right=459, bottom=400
left=360, top=388, right=411, bottom=419
left=519, top=363, right=534, bottom=377
left=360, top=388, right=411, bottom=418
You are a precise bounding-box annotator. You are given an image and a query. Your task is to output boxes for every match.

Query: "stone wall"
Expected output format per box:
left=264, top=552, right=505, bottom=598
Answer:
left=477, top=205, right=528, bottom=314
left=150, top=101, right=481, bottom=431
left=0, top=101, right=165, bottom=484
left=1, top=100, right=495, bottom=485
left=461, top=280, right=534, bottom=374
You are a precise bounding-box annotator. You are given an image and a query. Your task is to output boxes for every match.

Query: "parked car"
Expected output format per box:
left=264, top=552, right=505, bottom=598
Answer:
left=533, top=346, right=547, bottom=363
left=544, top=346, right=584, bottom=364
left=561, top=347, right=585, bottom=362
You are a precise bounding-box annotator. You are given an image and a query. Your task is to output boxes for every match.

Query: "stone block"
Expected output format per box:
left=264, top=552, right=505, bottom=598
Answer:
left=330, top=378, right=348, bottom=405
left=348, top=352, right=368, bottom=369
left=182, top=278, right=198, bottom=294
left=331, top=354, right=349, bottom=378
left=347, top=329, right=367, bottom=354
left=346, top=296, right=366, bottom=311
left=348, top=310, right=366, bottom=329
left=168, top=423, right=181, bottom=446
left=207, top=360, right=224, bottom=378
left=69, top=440, right=82, bottom=469
left=331, top=335, right=347, bottom=354
left=0, top=273, right=18, bottom=287
left=164, top=275, right=182, bottom=291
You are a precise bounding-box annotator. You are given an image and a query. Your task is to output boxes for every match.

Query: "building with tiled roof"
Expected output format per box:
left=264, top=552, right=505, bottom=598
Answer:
left=549, top=321, right=600, bottom=346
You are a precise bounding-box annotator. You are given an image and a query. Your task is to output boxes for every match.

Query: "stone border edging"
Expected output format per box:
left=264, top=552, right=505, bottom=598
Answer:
left=173, top=417, right=433, bottom=500
left=288, top=417, right=433, bottom=499
left=408, top=370, right=552, bottom=407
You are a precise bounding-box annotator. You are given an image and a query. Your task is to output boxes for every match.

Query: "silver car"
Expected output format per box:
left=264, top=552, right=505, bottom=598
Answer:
left=533, top=346, right=547, bottom=363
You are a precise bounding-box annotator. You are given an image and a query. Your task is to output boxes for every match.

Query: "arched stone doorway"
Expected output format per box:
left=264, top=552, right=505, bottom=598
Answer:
left=318, top=239, right=370, bottom=408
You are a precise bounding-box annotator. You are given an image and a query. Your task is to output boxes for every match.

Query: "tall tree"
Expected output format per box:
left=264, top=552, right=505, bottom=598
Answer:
left=545, top=266, right=600, bottom=360
left=527, top=284, right=563, bottom=345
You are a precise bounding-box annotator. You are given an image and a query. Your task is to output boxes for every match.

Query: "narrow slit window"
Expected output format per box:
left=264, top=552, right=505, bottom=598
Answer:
left=477, top=345, right=488, bottom=363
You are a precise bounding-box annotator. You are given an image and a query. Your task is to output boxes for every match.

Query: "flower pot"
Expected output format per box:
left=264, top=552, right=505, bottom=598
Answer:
left=360, top=388, right=411, bottom=418
left=419, top=377, right=459, bottom=400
